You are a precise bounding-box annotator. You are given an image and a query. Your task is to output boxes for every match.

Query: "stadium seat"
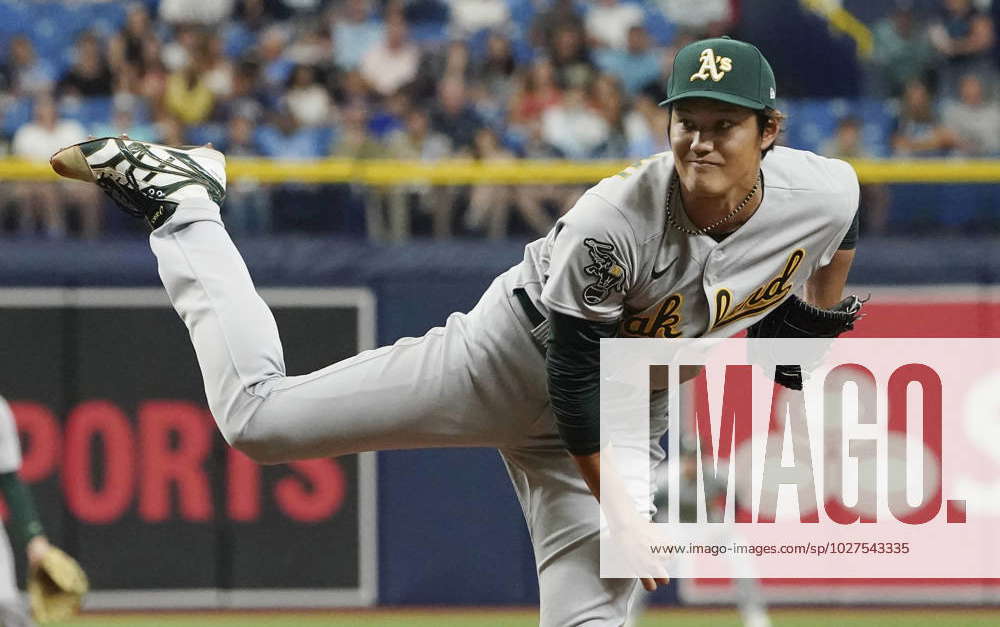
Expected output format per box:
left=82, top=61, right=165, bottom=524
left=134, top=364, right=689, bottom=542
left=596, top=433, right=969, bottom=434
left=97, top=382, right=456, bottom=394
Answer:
left=223, top=22, right=257, bottom=59
left=187, top=124, right=228, bottom=149
left=857, top=98, right=896, bottom=158
left=128, top=99, right=153, bottom=126
left=2, top=98, right=33, bottom=138
left=507, top=0, right=536, bottom=32
left=405, top=0, right=450, bottom=25
left=410, top=22, right=449, bottom=45
left=784, top=99, right=841, bottom=153
left=84, top=1, right=126, bottom=35
left=31, top=16, right=67, bottom=65
left=510, top=34, right=536, bottom=65
left=777, top=98, right=894, bottom=157
left=502, top=128, right=527, bottom=157
left=254, top=125, right=335, bottom=159
left=643, top=7, right=676, bottom=46
left=60, top=3, right=97, bottom=34
left=312, top=126, right=336, bottom=156
left=0, top=3, right=28, bottom=36
left=467, top=28, right=492, bottom=61
left=59, top=97, right=114, bottom=128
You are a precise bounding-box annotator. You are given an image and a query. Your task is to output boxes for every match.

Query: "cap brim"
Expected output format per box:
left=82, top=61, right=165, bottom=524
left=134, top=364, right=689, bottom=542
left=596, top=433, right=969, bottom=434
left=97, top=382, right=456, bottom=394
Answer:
left=659, top=90, right=766, bottom=110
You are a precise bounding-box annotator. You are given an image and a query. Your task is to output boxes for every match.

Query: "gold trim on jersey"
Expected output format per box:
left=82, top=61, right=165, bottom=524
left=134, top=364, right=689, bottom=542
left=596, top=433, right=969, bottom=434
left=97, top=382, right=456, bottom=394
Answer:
left=614, top=151, right=671, bottom=179
left=620, top=293, right=684, bottom=338
left=710, top=249, right=805, bottom=330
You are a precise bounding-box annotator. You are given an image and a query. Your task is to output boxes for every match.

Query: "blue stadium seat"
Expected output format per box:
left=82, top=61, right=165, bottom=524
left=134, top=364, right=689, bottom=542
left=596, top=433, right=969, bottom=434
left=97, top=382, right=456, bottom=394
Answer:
left=187, top=123, right=228, bottom=149
left=129, top=99, right=153, bottom=125
left=464, top=27, right=537, bottom=65
left=31, top=16, right=66, bottom=59
left=643, top=7, right=675, bottom=46
left=312, top=126, right=336, bottom=156
left=502, top=128, right=527, bottom=157
left=410, top=22, right=449, bottom=45
left=779, top=98, right=898, bottom=156
left=84, top=1, right=126, bottom=36
left=510, top=33, right=535, bottom=65
left=507, top=0, right=536, bottom=32
left=2, top=98, right=33, bottom=138
left=60, top=3, right=98, bottom=34
left=785, top=99, right=841, bottom=152
left=223, top=22, right=257, bottom=59
left=467, top=28, right=492, bottom=62
left=857, top=98, right=896, bottom=157
left=405, top=0, right=450, bottom=25
left=254, top=125, right=335, bottom=159
left=368, top=115, right=396, bottom=140
left=0, top=2, right=31, bottom=36
left=12, top=1, right=125, bottom=79
left=59, top=97, right=114, bottom=127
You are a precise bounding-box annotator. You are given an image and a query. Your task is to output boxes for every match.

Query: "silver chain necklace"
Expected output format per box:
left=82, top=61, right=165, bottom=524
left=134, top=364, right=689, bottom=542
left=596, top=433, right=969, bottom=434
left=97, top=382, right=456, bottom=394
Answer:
left=666, top=172, right=761, bottom=236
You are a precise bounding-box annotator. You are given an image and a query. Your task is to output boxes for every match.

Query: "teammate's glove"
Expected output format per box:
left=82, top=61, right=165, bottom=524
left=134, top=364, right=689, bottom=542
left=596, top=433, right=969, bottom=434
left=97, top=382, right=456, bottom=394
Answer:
left=28, top=546, right=89, bottom=623
left=746, top=294, right=866, bottom=390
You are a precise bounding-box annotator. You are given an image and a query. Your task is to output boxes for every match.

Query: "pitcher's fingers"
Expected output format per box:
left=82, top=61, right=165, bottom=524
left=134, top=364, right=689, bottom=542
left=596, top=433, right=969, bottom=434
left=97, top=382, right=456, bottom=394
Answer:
left=640, top=574, right=670, bottom=590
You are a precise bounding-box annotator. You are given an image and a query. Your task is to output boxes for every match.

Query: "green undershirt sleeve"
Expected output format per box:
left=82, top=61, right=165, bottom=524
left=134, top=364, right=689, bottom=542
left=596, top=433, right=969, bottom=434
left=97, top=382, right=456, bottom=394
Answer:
left=838, top=209, right=860, bottom=250
left=546, top=310, right=621, bottom=456
left=0, top=472, right=43, bottom=546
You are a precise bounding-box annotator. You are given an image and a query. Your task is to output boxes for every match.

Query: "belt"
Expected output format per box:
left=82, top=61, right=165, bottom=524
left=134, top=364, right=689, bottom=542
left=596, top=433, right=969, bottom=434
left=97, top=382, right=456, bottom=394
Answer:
left=513, top=288, right=545, bottom=328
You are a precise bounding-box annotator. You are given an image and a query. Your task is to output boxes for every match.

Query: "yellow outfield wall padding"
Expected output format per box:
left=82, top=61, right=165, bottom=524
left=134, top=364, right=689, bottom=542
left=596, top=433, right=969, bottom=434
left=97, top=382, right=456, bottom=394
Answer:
left=3, top=157, right=1000, bottom=184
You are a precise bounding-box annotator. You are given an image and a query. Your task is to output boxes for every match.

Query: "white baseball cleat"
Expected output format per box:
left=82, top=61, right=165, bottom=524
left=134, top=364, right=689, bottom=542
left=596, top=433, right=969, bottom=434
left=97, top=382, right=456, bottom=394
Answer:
left=50, top=136, right=227, bottom=229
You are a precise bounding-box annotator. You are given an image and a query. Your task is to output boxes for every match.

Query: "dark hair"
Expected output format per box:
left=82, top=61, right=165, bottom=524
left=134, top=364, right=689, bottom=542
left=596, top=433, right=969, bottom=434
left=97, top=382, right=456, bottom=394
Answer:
left=665, top=103, right=785, bottom=158
left=756, top=107, right=785, bottom=157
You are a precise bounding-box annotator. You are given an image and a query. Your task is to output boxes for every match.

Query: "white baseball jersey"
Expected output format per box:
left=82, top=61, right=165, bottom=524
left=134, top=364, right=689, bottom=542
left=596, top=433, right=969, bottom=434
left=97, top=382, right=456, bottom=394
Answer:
left=0, top=397, right=22, bottom=475
left=508, top=146, right=859, bottom=336
left=0, top=396, right=32, bottom=626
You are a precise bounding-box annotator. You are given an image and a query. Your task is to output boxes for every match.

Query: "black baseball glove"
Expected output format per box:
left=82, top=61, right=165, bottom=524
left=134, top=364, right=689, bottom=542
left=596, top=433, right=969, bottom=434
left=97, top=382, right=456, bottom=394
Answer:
left=746, top=294, right=866, bottom=390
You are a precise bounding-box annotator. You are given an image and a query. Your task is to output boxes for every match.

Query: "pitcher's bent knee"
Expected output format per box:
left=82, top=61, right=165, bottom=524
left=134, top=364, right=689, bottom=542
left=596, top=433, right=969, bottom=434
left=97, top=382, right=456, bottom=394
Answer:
left=226, top=426, right=290, bottom=465
left=222, top=404, right=299, bottom=465
left=212, top=383, right=295, bottom=465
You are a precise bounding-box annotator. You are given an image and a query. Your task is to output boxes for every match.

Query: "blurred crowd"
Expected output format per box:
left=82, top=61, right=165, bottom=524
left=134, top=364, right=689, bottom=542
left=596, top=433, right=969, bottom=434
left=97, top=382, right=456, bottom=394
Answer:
left=870, top=0, right=999, bottom=157
left=0, top=0, right=997, bottom=240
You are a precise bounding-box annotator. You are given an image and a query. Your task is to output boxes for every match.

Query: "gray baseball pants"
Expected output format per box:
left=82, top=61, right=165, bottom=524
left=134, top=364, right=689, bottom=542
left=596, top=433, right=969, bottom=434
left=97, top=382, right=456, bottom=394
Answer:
left=149, top=200, right=648, bottom=626
left=0, top=528, right=33, bottom=627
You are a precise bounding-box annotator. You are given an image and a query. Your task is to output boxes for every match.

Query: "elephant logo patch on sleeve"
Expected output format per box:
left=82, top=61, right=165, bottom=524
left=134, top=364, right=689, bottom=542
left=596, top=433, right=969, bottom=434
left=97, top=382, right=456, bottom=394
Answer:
left=581, top=238, right=627, bottom=306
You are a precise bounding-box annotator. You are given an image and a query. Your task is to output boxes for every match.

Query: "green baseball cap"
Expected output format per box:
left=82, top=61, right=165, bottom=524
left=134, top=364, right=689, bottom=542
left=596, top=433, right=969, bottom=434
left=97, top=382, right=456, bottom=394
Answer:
left=661, top=37, right=776, bottom=111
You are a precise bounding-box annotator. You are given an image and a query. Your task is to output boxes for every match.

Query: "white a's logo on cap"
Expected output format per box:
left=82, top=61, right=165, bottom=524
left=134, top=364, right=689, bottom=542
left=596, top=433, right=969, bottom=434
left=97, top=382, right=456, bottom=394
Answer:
left=689, top=49, right=732, bottom=83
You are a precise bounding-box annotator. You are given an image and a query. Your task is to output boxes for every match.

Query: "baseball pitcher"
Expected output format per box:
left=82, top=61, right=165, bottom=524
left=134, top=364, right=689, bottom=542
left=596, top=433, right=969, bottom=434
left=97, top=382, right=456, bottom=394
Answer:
left=51, top=37, right=861, bottom=625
